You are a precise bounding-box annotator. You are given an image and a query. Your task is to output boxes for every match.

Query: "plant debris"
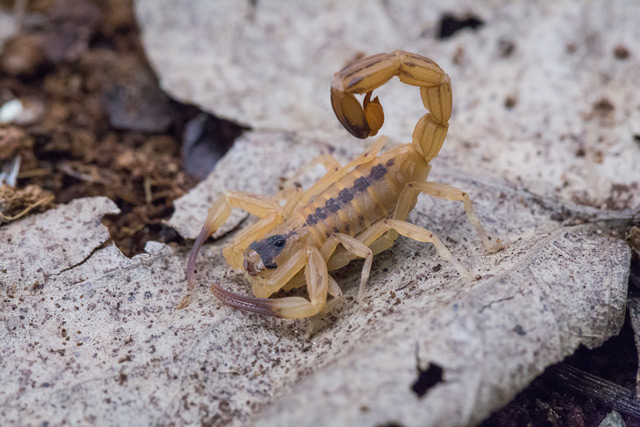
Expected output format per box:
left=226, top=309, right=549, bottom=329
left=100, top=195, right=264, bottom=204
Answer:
left=0, top=183, right=53, bottom=223
left=0, top=0, right=229, bottom=255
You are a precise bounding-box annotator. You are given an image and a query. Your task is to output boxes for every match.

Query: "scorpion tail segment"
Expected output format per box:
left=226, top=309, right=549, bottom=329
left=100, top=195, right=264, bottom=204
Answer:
left=331, top=85, right=372, bottom=139
left=412, top=114, right=449, bottom=161
left=330, top=51, right=452, bottom=160
left=363, top=92, right=384, bottom=137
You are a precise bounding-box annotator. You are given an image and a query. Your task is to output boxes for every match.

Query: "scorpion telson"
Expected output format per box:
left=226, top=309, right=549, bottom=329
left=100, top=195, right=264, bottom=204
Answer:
left=186, top=50, right=504, bottom=319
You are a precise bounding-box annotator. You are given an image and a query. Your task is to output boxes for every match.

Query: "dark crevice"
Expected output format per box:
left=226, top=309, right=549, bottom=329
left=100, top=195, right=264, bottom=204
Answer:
left=437, top=13, right=484, bottom=39
left=50, top=237, right=111, bottom=279
left=481, top=311, right=640, bottom=426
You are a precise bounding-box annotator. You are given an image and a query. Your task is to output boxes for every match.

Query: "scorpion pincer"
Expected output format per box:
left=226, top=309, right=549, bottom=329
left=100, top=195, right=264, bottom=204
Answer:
left=186, top=50, right=504, bottom=319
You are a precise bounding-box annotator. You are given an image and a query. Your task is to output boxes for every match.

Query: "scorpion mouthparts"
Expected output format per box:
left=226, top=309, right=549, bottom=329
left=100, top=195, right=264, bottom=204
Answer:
left=243, top=249, right=263, bottom=276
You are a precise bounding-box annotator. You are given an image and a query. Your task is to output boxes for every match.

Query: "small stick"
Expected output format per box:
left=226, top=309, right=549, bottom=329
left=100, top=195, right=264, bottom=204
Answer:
left=546, top=363, right=640, bottom=418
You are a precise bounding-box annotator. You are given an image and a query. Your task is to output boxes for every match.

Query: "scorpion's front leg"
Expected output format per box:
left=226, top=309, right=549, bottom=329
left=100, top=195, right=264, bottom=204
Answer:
left=210, top=246, right=329, bottom=319
left=186, top=192, right=283, bottom=290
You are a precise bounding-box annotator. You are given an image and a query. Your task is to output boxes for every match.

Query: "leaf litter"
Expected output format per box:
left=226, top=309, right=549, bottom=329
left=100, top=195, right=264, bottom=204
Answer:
left=1, top=0, right=638, bottom=426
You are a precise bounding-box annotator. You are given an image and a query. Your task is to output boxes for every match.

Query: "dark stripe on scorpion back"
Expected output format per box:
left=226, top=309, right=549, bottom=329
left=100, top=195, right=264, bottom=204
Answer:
left=305, top=162, right=388, bottom=228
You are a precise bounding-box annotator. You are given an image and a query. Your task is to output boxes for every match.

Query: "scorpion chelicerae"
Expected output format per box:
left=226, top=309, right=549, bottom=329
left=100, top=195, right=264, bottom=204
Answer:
left=186, top=51, right=504, bottom=319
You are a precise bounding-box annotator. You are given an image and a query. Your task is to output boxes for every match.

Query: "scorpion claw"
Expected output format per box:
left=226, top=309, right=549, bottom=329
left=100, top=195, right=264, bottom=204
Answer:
left=186, top=224, right=213, bottom=291
left=210, top=280, right=281, bottom=317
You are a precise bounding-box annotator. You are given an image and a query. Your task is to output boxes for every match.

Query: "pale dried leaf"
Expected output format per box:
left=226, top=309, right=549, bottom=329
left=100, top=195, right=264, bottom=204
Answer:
left=138, top=0, right=640, bottom=212
left=628, top=298, right=640, bottom=398
left=0, top=148, right=630, bottom=426
left=0, top=197, right=119, bottom=291
left=599, top=410, right=625, bottom=427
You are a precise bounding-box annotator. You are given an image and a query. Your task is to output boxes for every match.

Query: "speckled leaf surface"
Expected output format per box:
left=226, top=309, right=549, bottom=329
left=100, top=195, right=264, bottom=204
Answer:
left=0, top=197, right=120, bottom=290
left=0, top=141, right=630, bottom=426
left=137, top=0, right=640, bottom=219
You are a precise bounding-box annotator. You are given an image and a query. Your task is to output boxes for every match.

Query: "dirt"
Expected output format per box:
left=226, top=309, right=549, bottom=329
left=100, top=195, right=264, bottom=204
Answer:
left=0, top=0, right=243, bottom=256
left=482, top=255, right=640, bottom=427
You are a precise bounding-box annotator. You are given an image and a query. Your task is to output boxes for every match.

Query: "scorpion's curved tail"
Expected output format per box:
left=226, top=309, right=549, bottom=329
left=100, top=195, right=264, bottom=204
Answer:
left=330, top=50, right=451, bottom=162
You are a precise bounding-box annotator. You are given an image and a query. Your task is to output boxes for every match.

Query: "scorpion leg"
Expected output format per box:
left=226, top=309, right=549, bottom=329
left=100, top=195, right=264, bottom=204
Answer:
left=277, top=154, right=341, bottom=216
left=371, top=219, right=474, bottom=280
left=327, top=217, right=474, bottom=301
left=186, top=192, right=283, bottom=290
left=326, top=229, right=399, bottom=273
left=320, top=233, right=373, bottom=303
left=326, top=218, right=474, bottom=301
left=211, top=246, right=329, bottom=319
left=281, top=154, right=341, bottom=190
left=222, top=193, right=286, bottom=269
left=394, top=182, right=504, bottom=253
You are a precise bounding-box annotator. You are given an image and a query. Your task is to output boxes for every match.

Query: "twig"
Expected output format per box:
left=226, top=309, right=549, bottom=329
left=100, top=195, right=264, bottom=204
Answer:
left=0, top=193, right=54, bottom=222
left=546, top=363, right=640, bottom=418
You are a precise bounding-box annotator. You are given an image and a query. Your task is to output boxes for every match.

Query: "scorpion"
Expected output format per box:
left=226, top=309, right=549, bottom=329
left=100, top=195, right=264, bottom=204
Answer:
left=186, top=50, right=504, bottom=319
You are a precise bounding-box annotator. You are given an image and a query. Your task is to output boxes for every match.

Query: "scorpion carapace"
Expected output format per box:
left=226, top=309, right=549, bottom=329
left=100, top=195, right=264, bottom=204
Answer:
left=186, top=50, right=504, bottom=319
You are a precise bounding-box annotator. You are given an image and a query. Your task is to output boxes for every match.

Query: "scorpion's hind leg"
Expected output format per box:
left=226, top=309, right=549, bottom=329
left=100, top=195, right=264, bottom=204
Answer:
left=210, top=246, right=330, bottom=319
left=349, top=218, right=475, bottom=295
left=394, top=182, right=504, bottom=253
left=186, top=192, right=284, bottom=290
left=320, top=233, right=373, bottom=304
left=383, top=219, right=475, bottom=280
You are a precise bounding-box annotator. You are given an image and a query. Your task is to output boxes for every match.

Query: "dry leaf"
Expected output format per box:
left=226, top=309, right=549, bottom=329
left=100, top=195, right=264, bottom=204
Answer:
left=137, top=0, right=640, bottom=211
left=0, top=10, right=18, bottom=54
left=0, top=142, right=630, bottom=426
left=0, top=197, right=119, bottom=290
left=628, top=298, right=640, bottom=398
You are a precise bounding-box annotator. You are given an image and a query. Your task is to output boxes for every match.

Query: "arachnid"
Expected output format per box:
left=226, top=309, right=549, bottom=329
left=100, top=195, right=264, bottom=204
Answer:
left=186, top=51, right=504, bottom=319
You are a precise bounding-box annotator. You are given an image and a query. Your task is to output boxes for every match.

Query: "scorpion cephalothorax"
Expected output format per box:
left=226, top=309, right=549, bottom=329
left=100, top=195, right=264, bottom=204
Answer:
left=186, top=51, right=503, bottom=319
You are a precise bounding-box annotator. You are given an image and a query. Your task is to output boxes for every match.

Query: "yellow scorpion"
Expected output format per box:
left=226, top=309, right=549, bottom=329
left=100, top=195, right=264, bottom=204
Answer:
left=186, top=51, right=503, bottom=319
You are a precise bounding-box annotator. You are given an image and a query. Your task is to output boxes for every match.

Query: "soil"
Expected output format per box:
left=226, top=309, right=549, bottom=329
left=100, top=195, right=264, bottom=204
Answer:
left=0, top=1, right=638, bottom=425
left=0, top=0, right=242, bottom=256
left=483, top=249, right=640, bottom=426
left=482, top=308, right=640, bottom=427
